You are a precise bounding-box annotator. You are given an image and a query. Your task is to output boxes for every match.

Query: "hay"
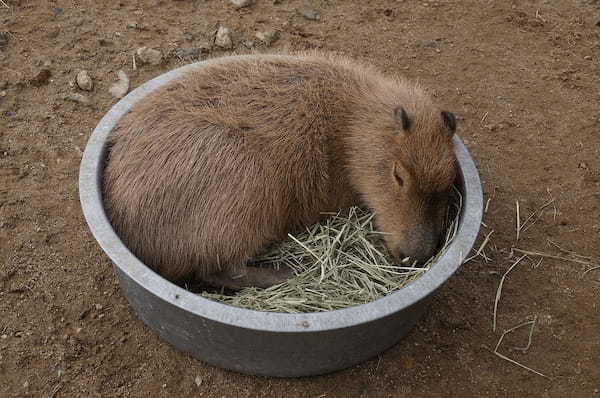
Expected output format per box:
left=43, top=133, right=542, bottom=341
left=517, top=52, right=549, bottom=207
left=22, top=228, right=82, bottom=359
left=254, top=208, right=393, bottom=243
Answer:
left=493, top=255, right=527, bottom=332
left=199, top=187, right=462, bottom=313
left=492, top=317, right=550, bottom=379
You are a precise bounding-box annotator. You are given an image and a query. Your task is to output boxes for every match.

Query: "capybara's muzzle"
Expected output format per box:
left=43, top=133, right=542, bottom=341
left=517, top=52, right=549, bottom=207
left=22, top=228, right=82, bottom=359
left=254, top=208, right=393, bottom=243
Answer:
left=388, top=223, right=442, bottom=265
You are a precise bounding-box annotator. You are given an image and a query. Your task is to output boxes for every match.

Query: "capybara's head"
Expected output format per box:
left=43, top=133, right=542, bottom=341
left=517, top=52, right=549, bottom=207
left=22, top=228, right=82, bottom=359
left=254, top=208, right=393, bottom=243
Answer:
left=370, top=106, right=457, bottom=264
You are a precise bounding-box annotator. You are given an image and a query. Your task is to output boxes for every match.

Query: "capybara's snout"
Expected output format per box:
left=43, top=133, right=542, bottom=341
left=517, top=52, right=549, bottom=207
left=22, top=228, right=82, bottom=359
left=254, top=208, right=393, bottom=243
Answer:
left=387, top=223, right=443, bottom=265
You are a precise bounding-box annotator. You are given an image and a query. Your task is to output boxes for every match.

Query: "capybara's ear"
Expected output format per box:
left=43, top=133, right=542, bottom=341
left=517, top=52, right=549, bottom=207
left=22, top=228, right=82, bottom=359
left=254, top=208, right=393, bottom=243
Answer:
left=394, top=106, right=411, bottom=131
left=441, top=111, right=456, bottom=135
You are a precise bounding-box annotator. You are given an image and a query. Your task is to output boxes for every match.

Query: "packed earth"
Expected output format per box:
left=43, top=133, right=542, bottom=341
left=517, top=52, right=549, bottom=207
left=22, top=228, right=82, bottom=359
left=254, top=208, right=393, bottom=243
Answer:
left=1, top=0, right=599, bottom=397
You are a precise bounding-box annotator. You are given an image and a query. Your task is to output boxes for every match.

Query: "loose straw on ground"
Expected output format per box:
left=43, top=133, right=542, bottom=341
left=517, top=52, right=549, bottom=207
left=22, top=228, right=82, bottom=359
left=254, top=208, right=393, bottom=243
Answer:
left=516, top=197, right=557, bottom=238
left=515, top=200, right=521, bottom=242
left=465, top=230, right=493, bottom=264
left=512, top=248, right=599, bottom=268
left=512, top=247, right=600, bottom=279
left=493, top=255, right=527, bottom=332
left=492, top=317, right=549, bottom=379
left=200, top=188, right=462, bottom=312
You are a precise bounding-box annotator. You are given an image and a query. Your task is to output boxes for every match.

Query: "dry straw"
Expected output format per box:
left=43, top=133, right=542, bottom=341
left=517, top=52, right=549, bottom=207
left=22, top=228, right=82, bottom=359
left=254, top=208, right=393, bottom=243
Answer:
left=200, top=187, right=462, bottom=313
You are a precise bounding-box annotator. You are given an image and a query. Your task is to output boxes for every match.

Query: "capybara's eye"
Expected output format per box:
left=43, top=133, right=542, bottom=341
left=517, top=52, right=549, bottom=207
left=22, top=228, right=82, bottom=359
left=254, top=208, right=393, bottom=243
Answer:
left=393, top=106, right=411, bottom=131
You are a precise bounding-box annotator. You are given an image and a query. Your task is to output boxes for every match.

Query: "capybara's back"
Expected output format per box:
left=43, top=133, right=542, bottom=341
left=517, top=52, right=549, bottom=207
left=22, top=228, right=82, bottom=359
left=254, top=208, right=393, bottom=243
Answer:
left=103, top=52, right=458, bottom=288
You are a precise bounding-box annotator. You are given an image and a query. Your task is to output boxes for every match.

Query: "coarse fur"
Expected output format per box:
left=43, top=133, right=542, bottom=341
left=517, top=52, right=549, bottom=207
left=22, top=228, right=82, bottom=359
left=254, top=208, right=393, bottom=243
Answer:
left=102, top=51, right=457, bottom=288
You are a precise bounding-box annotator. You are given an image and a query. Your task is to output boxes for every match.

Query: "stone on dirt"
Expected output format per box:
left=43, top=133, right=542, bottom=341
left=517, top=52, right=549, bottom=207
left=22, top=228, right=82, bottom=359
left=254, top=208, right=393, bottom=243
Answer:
left=66, top=93, right=90, bottom=105
left=175, top=44, right=211, bottom=60
left=109, top=70, right=130, bottom=99
left=76, top=70, right=93, bottom=91
left=242, top=39, right=255, bottom=49
left=255, top=29, right=280, bottom=46
left=215, top=26, right=233, bottom=49
left=230, top=0, right=254, bottom=8
left=136, top=47, right=163, bottom=65
left=300, top=8, right=321, bottom=21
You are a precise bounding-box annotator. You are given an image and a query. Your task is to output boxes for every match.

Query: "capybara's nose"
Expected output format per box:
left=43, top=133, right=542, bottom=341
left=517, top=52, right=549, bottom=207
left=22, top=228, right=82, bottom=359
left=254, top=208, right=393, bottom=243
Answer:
left=391, top=233, right=441, bottom=265
left=414, top=236, right=441, bottom=264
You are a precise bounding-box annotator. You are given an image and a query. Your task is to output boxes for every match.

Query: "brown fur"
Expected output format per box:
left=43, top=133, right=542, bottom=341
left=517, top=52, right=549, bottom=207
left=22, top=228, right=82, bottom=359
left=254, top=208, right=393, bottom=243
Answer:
left=102, top=52, right=457, bottom=287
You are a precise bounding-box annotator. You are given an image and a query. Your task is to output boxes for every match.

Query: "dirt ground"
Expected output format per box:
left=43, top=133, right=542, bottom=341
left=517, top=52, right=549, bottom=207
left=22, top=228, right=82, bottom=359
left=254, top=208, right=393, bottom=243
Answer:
left=1, top=0, right=599, bottom=397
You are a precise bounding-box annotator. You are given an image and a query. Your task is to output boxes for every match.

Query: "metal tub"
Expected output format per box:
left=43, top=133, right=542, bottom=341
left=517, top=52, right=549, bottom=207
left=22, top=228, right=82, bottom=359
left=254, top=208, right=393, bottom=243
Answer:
left=79, top=55, right=483, bottom=377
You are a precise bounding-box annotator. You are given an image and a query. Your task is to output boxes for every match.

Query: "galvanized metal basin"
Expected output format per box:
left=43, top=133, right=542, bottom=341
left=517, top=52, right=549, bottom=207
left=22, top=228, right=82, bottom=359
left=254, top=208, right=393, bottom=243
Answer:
left=79, top=55, right=483, bottom=378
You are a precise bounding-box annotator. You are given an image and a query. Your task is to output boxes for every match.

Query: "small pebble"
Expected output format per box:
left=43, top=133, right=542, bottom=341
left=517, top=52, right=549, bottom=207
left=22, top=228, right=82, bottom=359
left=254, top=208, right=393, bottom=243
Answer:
left=0, top=90, right=6, bottom=98
left=198, top=41, right=212, bottom=52
left=194, top=375, right=203, bottom=387
left=136, top=47, right=163, bottom=65
left=66, top=93, right=90, bottom=105
left=300, top=8, right=321, bottom=21
left=109, top=70, right=130, bottom=99
left=174, top=47, right=202, bottom=60
left=584, top=55, right=592, bottom=60
left=230, top=0, right=253, bottom=8
left=215, top=26, right=233, bottom=49
left=1, top=334, right=8, bottom=339
left=95, top=304, right=103, bottom=310
left=23, top=381, right=29, bottom=388
left=30, top=69, right=52, bottom=87
left=76, top=70, right=93, bottom=91
left=255, top=29, right=280, bottom=46
left=423, top=40, right=440, bottom=49
left=242, top=39, right=256, bottom=49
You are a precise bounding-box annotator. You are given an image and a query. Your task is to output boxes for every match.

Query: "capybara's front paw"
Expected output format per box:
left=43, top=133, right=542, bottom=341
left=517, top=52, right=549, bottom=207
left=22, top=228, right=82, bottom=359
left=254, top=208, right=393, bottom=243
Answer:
left=203, top=266, right=294, bottom=290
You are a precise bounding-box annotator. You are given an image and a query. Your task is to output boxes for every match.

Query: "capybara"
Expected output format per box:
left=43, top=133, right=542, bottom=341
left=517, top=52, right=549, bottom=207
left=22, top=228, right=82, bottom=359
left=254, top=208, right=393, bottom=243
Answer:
left=102, top=52, right=458, bottom=289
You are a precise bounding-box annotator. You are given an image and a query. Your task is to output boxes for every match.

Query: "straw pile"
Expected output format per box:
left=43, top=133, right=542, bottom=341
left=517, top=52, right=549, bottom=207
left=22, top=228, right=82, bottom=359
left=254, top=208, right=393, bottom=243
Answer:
left=200, top=187, right=462, bottom=313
